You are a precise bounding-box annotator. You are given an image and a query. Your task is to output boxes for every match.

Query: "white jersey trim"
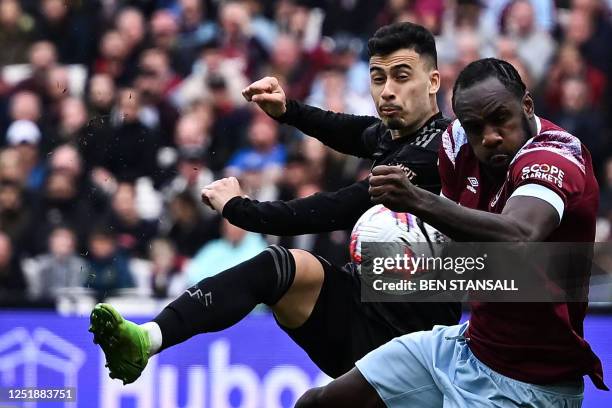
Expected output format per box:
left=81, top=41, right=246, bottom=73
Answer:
left=510, top=184, right=564, bottom=222
left=442, top=119, right=467, bottom=168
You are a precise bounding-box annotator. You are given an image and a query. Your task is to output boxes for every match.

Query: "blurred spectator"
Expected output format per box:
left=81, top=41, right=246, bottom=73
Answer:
left=5, top=120, right=45, bottom=190
left=264, top=33, right=324, bottom=101
left=59, top=97, right=87, bottom=141
left=83, top=74, right=116, bottom=173
left=135, top=48, right=181, bottom=145
left=185, top=218, right=267, bottom=286
left=544, top=43, right=607, bottom=113
left=149, top=9, right=192, bottom=76
left=9, top=91, right=42, bottom=124
left=172, top=39, right=248, bottom=109
left=0, top=148, right=25, bottom=185
left=551, top=76, right=609, bottom=179
left=175, top=110, right=209, bottom=148
left=376, top=0, right=445, bottom=35
left=41, top=65, right=73, bottom=151
left=12, top=40, right=58, bottom=96
left=28, top=168, right=94, bottom=255
left=45, top=65, right=70, bottom=104
left=177, top=0, right=217, bottom=50
left=103, top=181, right=158, bottom=258
left=437, top=0, right=497, bottom=64
left=166, top=191, right=220, bottom=258
left=32, top=226, right=87, bottom=301
left=306, top=65, right=374, bottom=115
left=0, top=179, right=31, bottom=247
left=565, top=0, right=612, bottom=77
left=48, top=143, right=108, bottom=214
left=207, top=74, right=252, bottom=172
left=100, top=88, right=160, bottom=182
left=84, top=226, right=134, bottom=300
left=320, top=0, right=385, bottom=38
left=87, top=73, right=116, bottom=119
left=216, top=0, right=268, bottom=80
left=277, top=152, right=311, bottom=201
left=161, top=139, right=215, bottom=215
left=0, top=0, right=36, bottom=65
left=93, top=30, right=129, bottom=84
left=34, top=0, right=96, bottom=64
left=436, top=61, right=460, bottom=117
left=115, top=7, right=148, bottom=84
left=501, top=0, right=555, bottom=82
left=53, top=97, right=90, bottom=155
left=455, top=31, right=483, bottom=70
left=0, top=231, right=26, bottom=303
left=149, top=238, right=184, bottom=298
left=242, top=0, right=278, bottom=51
left=162, top=112, right=212, bottom=181
left=49, top=144, right=82, bottom=179
left=226, top=114, right=286, bottom=181
left=311, top=35, right=370, bottom=98
left=485, top=0, right=556, bottom=32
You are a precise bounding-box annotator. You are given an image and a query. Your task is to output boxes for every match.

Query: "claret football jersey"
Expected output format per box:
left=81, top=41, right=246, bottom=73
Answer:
left=438, top=116, right=607, bottom=390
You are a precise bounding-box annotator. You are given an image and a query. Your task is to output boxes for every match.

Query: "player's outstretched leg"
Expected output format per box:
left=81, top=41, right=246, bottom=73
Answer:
left=89, top=303, right=152, bottom=385
left=90, top=245, right=324, bottom=384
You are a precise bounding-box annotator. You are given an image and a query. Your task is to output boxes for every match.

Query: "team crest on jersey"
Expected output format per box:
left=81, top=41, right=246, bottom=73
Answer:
left=521, top=163, right=564, bottom=188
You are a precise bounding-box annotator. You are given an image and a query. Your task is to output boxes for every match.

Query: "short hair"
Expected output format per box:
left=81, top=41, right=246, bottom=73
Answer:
left=368, top=22, right=438, bottom=68
left=452, top=58, right=526, bottom=108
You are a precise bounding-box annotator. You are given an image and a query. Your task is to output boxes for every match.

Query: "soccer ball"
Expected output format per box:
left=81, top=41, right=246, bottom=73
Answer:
left=349, top=204, right=446, bottom=266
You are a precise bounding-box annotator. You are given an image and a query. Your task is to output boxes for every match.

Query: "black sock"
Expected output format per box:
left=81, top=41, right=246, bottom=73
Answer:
left=153, top=245, right=296, bottom=351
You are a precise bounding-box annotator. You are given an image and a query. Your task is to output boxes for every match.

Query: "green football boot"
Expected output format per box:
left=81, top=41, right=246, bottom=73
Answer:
left=89, top=303, right=151, bottom=385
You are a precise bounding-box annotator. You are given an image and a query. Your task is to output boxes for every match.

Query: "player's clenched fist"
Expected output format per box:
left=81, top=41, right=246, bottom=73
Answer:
left=201, top=177, right=246, bottom=213
left=368, top=165, right=419, bottom=212
left=241, top=76, right=287, bottom=118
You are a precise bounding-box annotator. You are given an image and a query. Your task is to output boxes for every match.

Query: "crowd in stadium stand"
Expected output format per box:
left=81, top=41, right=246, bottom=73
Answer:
left=0, top=0, right=611, bottom=305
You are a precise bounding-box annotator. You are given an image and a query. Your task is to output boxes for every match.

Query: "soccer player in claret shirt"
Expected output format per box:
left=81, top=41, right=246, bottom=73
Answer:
left=294, top=58, right=607, bottom=407
left=88, top=22, right=460, bottom=386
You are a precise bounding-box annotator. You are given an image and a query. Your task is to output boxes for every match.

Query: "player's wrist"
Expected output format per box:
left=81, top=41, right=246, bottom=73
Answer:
left=221, top=195, right=248, bottom=217
left=411, top=187, right=434, bottom=214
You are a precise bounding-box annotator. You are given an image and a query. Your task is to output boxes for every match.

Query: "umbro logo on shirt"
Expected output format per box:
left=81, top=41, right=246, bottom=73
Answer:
left=466, top=177, right=479, bottom=193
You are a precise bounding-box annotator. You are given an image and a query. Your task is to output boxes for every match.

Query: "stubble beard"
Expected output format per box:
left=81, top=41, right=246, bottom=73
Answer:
left=385, top=117, right=406, bottom=130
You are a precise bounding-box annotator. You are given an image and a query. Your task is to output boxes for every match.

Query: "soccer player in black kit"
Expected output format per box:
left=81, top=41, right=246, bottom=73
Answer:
left=88, top=22, right=461, bottom=386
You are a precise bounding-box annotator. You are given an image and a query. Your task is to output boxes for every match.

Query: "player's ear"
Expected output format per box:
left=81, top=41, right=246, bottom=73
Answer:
left=522, top=91, right=534, bottom=118
left=428, top=69, right=440, bottom=95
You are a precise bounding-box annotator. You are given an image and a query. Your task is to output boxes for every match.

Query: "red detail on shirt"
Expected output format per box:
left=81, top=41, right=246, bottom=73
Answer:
left=439, top=117, right=607, bottom=390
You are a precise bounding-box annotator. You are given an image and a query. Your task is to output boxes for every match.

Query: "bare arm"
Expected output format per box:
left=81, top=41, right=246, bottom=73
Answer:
left=368, top=165, right=559, bottom=242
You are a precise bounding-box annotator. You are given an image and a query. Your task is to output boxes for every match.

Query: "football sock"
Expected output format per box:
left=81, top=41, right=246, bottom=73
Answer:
left=139, top=322, right=163, bottom=355
left=153, top=245, right=296, bottom=351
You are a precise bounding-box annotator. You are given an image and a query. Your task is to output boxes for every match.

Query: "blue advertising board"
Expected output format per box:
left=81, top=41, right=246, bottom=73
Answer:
left=0, top=311, right=610, bottom=407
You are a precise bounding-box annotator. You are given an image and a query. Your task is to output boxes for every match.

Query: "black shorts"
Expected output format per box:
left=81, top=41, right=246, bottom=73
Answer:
left=277, top=255, right=461, bottom=378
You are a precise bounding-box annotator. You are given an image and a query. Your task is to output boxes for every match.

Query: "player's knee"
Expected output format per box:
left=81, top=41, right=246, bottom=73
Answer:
left=295, top=386, right=327, bottom=408
left=288, top=249, right=324, bottom=285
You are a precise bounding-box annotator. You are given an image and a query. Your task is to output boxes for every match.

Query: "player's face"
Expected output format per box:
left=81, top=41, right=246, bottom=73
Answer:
left=369, top=49, right=440, bottom=134
left=454, top=77, right=534, bottom=170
